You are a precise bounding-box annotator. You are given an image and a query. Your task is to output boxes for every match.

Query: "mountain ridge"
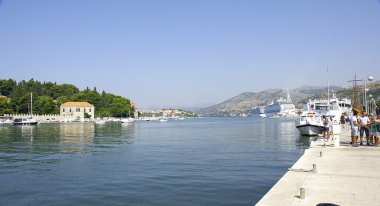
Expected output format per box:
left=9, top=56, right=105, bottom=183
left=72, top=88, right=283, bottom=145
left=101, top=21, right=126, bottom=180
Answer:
left=197, top=85, right=345, bottom=116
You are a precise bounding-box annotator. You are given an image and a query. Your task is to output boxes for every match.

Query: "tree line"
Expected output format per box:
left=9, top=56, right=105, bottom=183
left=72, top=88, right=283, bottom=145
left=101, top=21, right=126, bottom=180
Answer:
left=0, top=79, right=134, bottom=117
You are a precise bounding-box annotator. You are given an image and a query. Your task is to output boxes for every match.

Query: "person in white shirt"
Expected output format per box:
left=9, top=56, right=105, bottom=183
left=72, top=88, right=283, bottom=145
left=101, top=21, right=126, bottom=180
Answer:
left=359, top=112, right=370, bottom=146
left=349, top=109, right=360, bottom=147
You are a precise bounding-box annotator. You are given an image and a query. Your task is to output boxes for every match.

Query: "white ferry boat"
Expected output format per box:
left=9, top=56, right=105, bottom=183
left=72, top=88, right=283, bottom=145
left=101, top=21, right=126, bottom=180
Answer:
left=295, top=111, right=323, bottom=136
left=295, top=95, right=351, bottom=136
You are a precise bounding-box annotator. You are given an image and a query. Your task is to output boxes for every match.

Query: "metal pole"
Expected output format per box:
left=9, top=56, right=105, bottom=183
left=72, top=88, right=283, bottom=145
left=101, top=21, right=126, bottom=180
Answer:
left=364, top=80, right=367, bottom=114
left=327, top=67, right=330, bottom=116
left=31, top=92, right=33, bottom=117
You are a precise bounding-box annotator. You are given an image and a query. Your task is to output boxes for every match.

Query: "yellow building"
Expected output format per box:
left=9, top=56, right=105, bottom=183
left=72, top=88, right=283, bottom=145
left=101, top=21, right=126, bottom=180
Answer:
left=60, top=102, right=95, bottom=121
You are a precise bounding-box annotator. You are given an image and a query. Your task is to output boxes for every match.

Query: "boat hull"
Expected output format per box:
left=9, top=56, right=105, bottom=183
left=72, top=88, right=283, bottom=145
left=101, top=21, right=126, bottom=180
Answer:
left=13, top=118, right=39, bottom=125
left=296, top=124, right=323, bottom=136
left=13, top=122, right=38, bottom=125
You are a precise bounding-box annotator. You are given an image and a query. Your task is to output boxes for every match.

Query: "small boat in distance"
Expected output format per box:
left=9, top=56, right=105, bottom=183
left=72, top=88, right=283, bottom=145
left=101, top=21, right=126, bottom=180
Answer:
left=13, top=117, right=38, bottom=125
left=13, top=93, right=38, bottom=125
left=94, top=119, right=106, bottom=124
left=120, top=118, right=135, bottom=123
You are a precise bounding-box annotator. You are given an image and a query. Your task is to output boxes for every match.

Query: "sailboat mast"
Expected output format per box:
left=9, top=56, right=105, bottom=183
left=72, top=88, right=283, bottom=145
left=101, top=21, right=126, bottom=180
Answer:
left=327, top=67, right=330, bottom=116
left=31, top=92, right=33, bottom=117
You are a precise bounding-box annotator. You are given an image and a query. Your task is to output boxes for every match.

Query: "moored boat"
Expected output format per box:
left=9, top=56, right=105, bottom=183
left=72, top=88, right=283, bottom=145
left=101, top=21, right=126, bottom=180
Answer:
left=13, top=117, right=38, bottom=125
left=13, top=93, right=38, bottom=126
left=295, top=95, right=351, bottom=136
left=120, top=118, right=135, bottom=123
left=295, top=112, right=323, bottom=136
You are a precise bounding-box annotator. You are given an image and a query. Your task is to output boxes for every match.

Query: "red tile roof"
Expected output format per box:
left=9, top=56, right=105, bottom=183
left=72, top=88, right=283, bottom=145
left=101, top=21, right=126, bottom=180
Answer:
left=61, top=102, right=94, bottom=107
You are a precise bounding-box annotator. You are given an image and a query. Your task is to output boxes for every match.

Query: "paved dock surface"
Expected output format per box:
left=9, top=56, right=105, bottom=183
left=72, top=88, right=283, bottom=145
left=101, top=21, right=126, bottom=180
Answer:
left=256, top=128, right=380, bottom=206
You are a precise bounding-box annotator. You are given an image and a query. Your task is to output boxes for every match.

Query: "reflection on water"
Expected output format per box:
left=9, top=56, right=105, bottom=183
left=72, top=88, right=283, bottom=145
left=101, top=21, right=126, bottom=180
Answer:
left=0, top=122, right=135, bottom=146
left=59, top=123, right=95, bottom=144
left=0, top=123, right=136, bottom=174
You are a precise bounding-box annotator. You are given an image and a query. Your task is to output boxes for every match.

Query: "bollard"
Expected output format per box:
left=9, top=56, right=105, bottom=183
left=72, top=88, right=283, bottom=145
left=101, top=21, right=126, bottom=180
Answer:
left=320, top=151, right=323, bottom=157
left=300, top=188, right=305, bottom=199
left=334, top=135, right=340, bottom=147
left=312, top=164, right=317, bottom=173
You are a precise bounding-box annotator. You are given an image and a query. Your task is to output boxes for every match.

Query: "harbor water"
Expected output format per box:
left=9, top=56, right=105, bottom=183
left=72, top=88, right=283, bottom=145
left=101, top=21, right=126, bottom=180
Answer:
left=0, top=118, right=312, bottom=205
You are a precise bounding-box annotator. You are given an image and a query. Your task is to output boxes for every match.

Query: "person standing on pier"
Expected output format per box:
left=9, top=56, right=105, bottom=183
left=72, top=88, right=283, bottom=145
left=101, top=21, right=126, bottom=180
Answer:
left=359, top=112, right=370, bottom=146
left=322, top=115, right=330, bottom=142
left=376, top=114, right=380, bottom=147
left=369, top=115, right=377, bottom=146
left=349, top=109, right=360, bottom=147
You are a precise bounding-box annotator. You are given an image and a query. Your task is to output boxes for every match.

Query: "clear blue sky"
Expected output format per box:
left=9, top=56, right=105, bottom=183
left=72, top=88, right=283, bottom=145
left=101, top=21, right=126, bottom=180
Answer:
left=1, top=0, right=379, bottom=109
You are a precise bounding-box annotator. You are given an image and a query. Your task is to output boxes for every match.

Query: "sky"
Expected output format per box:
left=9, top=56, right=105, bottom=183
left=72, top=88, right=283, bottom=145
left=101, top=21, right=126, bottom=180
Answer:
left=0, top=0, right=380, bottom=109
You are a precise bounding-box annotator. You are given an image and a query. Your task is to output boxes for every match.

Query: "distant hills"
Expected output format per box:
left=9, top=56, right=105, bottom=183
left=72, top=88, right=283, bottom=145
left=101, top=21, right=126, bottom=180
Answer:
left=196, top=83, right=380, bottom=117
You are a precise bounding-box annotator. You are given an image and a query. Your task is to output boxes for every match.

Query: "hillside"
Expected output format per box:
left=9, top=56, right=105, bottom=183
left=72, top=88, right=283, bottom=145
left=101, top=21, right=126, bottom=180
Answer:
left=197, top=86, right=345, bottom=116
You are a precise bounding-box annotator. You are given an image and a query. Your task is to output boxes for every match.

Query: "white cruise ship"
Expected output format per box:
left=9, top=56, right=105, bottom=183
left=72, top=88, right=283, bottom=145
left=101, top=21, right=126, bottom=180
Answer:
left=251, top=105, right=266, bottom=117
left=251, top=90, right=297, bottom=118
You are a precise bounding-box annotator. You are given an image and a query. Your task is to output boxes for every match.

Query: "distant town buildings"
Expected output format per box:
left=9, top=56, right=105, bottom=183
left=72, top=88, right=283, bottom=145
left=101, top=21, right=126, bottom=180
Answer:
left=60, top=102, right=95, bottom=121
left=139, top=109, right=197, bottom=118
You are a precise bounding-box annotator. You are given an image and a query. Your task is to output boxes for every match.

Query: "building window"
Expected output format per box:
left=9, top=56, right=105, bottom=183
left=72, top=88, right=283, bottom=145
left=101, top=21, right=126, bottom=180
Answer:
left=76, top=108, right=80, bottom=112
left=63, top=108, right=65, bottom=112
left=69, top=109, right=72, bottom=112
left=89, top=109, right=92, bottom=112
left=84, top=108, right=86, bottom=112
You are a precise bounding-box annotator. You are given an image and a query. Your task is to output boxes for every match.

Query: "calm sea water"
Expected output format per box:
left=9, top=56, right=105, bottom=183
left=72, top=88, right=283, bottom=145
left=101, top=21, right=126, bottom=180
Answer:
left=0, top=118, right=312, bottom=206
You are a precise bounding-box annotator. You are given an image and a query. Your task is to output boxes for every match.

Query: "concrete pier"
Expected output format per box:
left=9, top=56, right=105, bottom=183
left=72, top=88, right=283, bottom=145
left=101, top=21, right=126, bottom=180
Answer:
left=256, top=128, right=380, bottom=206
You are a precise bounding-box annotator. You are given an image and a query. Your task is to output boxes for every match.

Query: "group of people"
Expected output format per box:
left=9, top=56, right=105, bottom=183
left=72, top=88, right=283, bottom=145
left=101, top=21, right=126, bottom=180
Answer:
left=349, top=110, right=380, bottom=147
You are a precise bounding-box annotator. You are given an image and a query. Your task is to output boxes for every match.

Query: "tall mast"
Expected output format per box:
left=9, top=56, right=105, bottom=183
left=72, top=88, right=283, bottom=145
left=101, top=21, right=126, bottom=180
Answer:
left=327, top=67, right=330, bottom=116
left=347, top=75, right=364, bottom=115
left=31, top=92, right=33, bottom=117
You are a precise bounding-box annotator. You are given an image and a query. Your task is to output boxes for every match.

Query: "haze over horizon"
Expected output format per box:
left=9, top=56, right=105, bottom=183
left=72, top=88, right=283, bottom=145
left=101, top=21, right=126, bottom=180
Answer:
left=1, top=1, right=379, bottom=109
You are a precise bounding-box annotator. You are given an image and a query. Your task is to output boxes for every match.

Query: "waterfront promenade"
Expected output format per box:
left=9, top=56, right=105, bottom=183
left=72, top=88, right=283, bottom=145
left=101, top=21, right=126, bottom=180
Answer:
left=257, top=128, right=380, bottom=206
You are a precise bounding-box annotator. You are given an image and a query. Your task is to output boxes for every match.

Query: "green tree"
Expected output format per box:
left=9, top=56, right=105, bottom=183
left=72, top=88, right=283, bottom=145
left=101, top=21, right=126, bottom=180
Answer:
left=11, top=93, right=31, bottom=114
left=0, top=97, right=12, bottom=115
left=0, top=79, right=16, bottom=96
left=34, top=95, right=55, bottom=114
left=50, top=84, right=79, bottom=99
left=70, top=92, right=87, bottom=102
left=109, top=97, right=131, bottom=117
left=56, top=96, right=69, bottom=105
